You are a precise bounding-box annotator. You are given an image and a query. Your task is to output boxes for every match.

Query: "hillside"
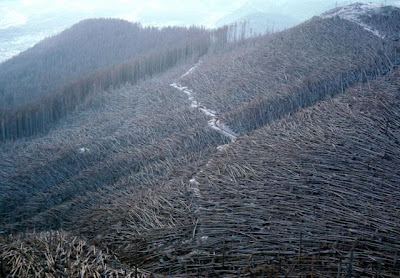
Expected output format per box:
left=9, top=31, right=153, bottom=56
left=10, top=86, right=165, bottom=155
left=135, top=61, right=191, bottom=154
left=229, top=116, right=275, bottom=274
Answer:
left=173, top=66, right=400, bottom=276
left=0, top=19, right=223, bottom=142
left=0, top=18, right=210, bottom=108
left=1, top=3, right=400, bottom=277
left=184, top=3, right=400, bottom=134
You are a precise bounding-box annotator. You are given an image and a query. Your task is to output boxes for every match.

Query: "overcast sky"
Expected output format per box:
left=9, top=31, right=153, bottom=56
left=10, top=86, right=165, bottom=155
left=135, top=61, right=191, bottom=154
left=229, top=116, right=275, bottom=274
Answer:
left=0, top=0, right=248, bottom=29
left=1, top=0, right=399, bottom=29
left=0, top=0, right=399, bottom=63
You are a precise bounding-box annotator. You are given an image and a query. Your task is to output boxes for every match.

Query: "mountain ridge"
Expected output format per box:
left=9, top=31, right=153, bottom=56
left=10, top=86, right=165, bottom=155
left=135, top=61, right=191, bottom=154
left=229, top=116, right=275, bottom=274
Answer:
left=218, top=0, right=400, bottom=35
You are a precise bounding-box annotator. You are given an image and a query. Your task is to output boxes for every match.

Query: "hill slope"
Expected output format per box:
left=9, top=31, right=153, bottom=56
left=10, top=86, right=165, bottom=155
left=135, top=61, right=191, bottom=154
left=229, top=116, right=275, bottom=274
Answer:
left=0, top=19, right=222, bottom=142
left=0, top=18, right=210, bottom=108
left=1, top=3, right=400, bottom=277
left=174, top=67, right=400, bottom=276
left=185, top=3, right=400, bottom=134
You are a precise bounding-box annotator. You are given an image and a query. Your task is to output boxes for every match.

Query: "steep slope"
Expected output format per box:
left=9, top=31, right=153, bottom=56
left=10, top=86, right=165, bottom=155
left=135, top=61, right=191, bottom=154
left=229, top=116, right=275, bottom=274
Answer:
left=171, top=63, right=400, bottom=277
left=0, top=62, right=228, bottom=232
left=0, top=60, right=232, bottom=276
left=1, top=3, right=400, bottom=277
left=0, top=18, right=209, bottom=109
left=0, top=20, right=221, bottom=142
left=321, top=2, right=400, bottom=40
left=185, top=4, right=400, bottom=135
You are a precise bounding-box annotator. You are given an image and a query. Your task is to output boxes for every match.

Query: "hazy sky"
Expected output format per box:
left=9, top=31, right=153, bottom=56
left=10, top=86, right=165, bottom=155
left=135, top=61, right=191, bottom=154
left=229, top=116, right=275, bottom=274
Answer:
left=0, top=0, right=248, bottom=29
left=1, top=0, right=399, bottom=29
left=0, top=0, right=399, bottom=63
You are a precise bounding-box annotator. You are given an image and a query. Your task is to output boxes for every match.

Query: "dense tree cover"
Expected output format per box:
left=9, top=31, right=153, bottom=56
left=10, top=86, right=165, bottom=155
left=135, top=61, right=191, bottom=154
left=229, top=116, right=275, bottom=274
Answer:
left=0, top=19, right=209, bottom=108
left=0, top=19, right=231, bottom=142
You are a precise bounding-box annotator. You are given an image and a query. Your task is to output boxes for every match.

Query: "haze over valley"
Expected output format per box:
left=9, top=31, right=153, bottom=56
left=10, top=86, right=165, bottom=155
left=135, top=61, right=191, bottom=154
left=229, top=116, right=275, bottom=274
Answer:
left=1, top=0, right=399, bottom=62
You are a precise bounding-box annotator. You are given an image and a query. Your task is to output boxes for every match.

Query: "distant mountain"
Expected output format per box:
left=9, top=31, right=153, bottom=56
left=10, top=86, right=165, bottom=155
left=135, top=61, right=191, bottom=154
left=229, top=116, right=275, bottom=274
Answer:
left=0, top=18, right=209, bottom=108
left=217, top=0, right=400, bottom=34
left=0, top=18, right=228, bottom=141
left=0, top=11, right=92, bottom=63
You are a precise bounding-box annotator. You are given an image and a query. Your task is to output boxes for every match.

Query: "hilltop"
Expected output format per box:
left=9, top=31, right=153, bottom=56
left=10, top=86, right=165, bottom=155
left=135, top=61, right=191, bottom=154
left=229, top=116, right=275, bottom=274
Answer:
left=0, top=19, right=222, bottom=141
left=0, top=18, right=211, bottom=108
left=218, top=0, right=400, bottom=35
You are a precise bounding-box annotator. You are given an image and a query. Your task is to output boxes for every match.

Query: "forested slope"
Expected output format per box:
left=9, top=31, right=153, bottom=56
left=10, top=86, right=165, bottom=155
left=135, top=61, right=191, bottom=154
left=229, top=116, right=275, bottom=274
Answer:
left=0, top=19, right=210, bottom=108
left=0, top=19, right=230, bottom=142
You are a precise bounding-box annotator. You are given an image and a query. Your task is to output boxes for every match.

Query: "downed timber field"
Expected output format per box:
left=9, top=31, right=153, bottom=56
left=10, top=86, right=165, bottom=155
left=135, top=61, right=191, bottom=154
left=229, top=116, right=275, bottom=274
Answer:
left=1, top=2, right=400, bottom=277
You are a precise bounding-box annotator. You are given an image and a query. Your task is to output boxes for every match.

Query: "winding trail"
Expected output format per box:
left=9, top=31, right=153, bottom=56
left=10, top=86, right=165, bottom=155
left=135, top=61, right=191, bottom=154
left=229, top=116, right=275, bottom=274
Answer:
left=170, top=62, right=238, bottom=142
left=169, top=61, right=239, bottom=245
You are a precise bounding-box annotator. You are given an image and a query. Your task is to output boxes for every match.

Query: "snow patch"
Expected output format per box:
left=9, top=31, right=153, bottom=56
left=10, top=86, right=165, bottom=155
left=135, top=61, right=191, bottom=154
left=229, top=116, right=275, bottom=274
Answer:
left=321, top=3, right=385, bottom=39
left=171, top=62, right=238, bottom=158
left=198, top=107, right=216, bottom=117
left=171, top=81, right=238, bottom=141
left=171, top=62, right=241, bottom=228
left=171, top=61, right=241, bottom=243
left=217, top=144, right=230, bottom=152
left=189, top=178, right=202, bottom=198
left=181, top=60, right=202, bottom=78
left=191, top=188, right=202, bottom=198
left=208, top=119, right=237, bottom=141
left=78, top=147, right=89, bottom=154
left=190, top=178, right=200, bottom=186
